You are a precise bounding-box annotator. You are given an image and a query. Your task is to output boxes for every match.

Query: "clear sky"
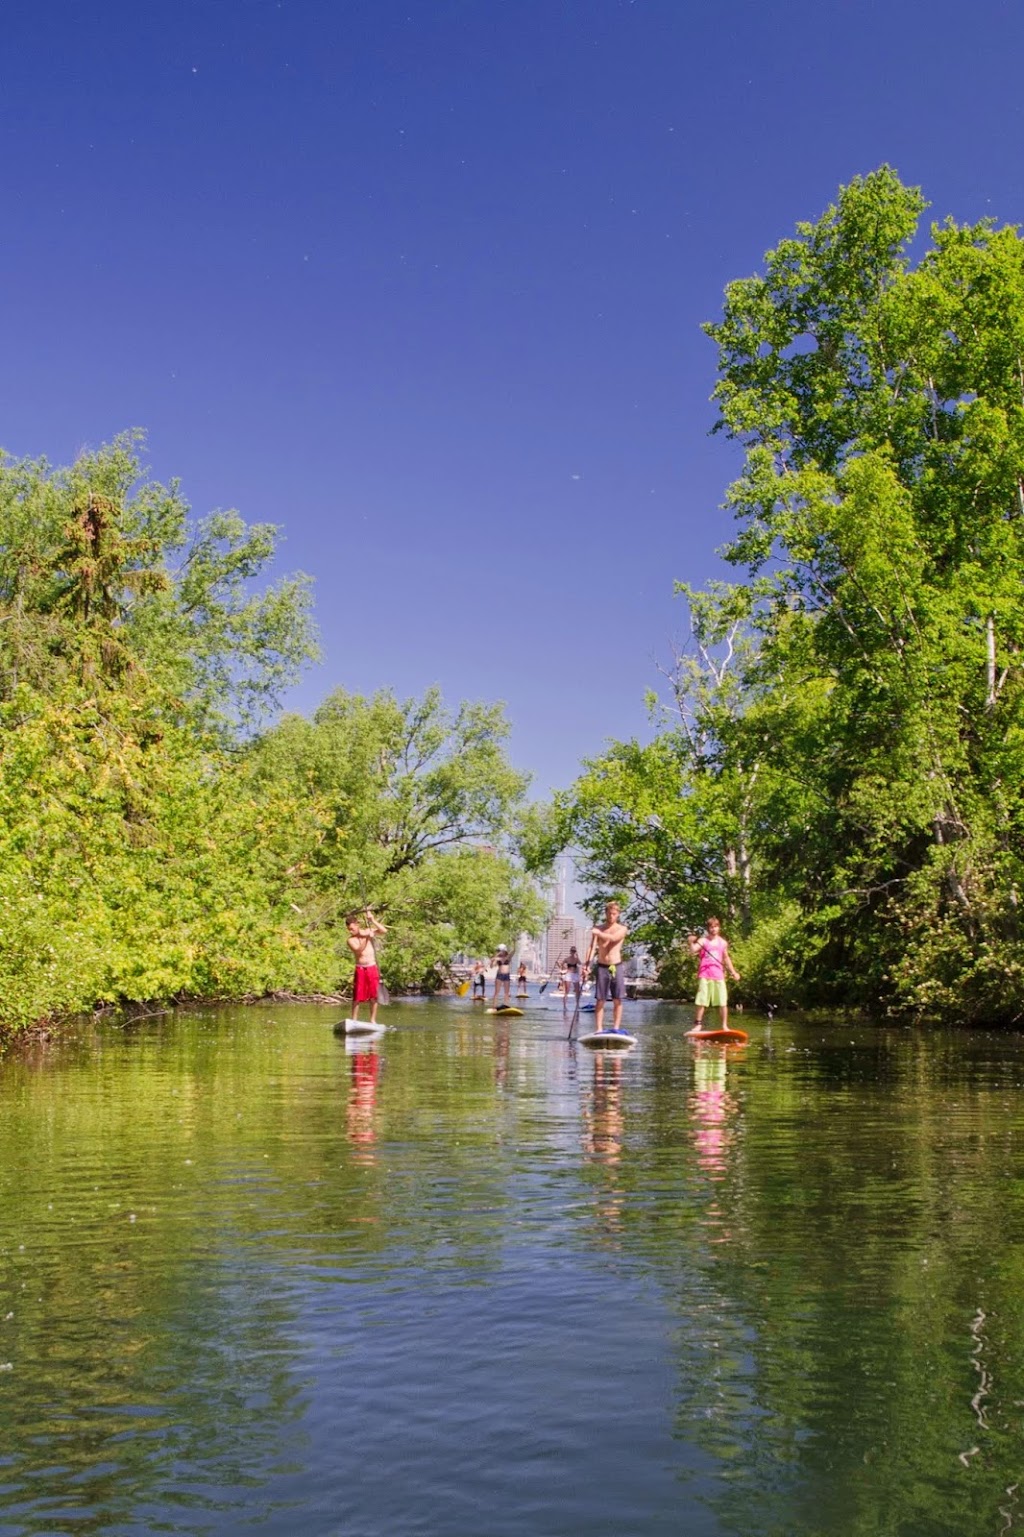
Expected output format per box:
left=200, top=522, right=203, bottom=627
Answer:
left=3, top=0, right=1023, bottom=795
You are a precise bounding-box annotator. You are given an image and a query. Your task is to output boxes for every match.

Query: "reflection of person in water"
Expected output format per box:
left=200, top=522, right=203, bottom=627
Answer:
left=689, top=1048, right=737, bottom=1177
left=493, top=1019, right=510, bottom=1089
left=346, top=1046, right=380, bottom=1155
left=582, top=1051, right=625, bottom=1165
left=582, top=1052, right=626, bottom=1236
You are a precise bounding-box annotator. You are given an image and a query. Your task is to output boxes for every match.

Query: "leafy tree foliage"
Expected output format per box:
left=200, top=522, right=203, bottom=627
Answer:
left=559, top=169, right=1024, bottom=1022
left=250, top=688, right=545, bottom=991
left=0, top=438, right=540, bottom=1034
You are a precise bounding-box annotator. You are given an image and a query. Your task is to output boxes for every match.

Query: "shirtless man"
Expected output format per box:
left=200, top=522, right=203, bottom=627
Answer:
left=346, top=909, right=388, bottom=1025
left=583, top=902, right=629, bottom=1033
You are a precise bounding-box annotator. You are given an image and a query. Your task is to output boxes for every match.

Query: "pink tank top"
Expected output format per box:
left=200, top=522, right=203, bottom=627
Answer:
left=697, top=936, right=727, bottom=981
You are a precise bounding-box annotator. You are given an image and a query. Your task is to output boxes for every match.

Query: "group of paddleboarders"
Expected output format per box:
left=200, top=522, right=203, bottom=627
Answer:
left=345, top=897, right=741, bottom=1037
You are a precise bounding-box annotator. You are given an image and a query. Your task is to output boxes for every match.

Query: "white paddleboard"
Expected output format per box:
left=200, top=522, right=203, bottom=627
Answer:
left=334, top=1018, right=386, bottom=1036
left=579, top=1029, right=637, bottom=1049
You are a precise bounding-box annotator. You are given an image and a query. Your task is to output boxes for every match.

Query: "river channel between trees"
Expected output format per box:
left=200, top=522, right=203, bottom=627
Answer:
left=2, top=996, right=1023, bottom=1535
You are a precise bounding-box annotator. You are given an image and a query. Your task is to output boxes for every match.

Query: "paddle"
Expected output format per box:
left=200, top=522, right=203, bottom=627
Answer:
left=567, top=963, right=586, bottom=1040
left=538, top=960, right=561, bottom=995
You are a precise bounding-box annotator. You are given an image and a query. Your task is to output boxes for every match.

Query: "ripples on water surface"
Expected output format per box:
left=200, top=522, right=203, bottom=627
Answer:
left=3, top=998, right=1024, bottom=1534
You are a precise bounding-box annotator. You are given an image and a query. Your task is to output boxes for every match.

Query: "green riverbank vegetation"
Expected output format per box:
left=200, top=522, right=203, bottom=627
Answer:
left=0, top=434, right=543, bottom=1038
left=548, top=168, right=1024, bottom=1026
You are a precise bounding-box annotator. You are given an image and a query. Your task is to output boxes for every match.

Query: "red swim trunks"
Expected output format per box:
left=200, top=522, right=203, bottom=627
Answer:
left=353, top=965, right=380, bottom=1004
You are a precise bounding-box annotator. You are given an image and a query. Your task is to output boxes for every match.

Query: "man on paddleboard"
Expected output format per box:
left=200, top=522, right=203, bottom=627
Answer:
left=346, top=909, right=388, bottom=1026
left=584, top=902, right=629, bottom=1033
left=688, top=918, right=740, bottom=1034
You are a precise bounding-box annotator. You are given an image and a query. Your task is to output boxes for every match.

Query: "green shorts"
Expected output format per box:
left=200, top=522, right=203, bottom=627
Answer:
left=695, top=978, right=728, bottom=1008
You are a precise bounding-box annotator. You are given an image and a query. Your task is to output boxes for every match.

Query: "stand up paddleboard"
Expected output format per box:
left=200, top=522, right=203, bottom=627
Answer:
left=579, top=1028, right=637, bottom=1049
left=686, top=1027, right=748, bottom=1044
left=334, top=1018, right=386, bottom=1037
left=486, top=1005, right=524, bottom=1016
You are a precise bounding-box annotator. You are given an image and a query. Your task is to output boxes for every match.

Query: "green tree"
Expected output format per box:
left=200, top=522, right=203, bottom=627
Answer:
left=562, top=169, right=1024, bottom=1021
left=0, top=435, right=323, bottom=1035
left=0, top=432, right=318, bottom=730
left=250, top=687, right=546, bottom=991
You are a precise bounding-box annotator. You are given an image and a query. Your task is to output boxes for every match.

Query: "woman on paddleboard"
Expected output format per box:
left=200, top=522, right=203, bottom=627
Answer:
left=492, top=946, right=513, bottom=1006
left=687, top=918, right=740, bottom=1034
left=560, top=946, right=582, bottom=1012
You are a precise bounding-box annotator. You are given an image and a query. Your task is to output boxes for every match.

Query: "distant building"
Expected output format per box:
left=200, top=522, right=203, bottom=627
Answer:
left=517, top=932, right=545, bottom=976
left=545, top=915, right=590, bottom=973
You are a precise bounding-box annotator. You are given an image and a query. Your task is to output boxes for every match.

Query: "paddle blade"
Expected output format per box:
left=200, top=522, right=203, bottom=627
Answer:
left=538, top=982, right=548, bottom=993
left=455, top=980, right=470, bottom=997
left=378, top=982, right=391, bottom=1006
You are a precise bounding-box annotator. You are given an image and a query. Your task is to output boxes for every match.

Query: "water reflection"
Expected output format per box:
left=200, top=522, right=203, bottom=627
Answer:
left=689, top=1048, right=739, bottom=1179
left=6, top=1007, right=1024, bottom=1535
left=580, top=1050, right=626, bottom=1241
left=345, top=1042, right=380, bottom=1161
left=492, top=1018, right=510, bottom=1089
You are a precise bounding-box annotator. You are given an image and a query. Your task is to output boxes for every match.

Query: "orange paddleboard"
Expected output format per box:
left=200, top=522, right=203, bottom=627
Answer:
left=686, top=1027, right=748, bottom=1044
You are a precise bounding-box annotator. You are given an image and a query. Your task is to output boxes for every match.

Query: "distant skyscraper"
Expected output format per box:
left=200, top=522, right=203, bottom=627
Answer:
left=554, top=857, right=567, bottom=920
left=545, top=913, right=590, bottom=973
left=541, top=856, right=590, bottom=972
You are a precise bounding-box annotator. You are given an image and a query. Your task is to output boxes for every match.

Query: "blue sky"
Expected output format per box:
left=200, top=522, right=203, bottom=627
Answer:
left=3, top=0, right=1023, bottom=795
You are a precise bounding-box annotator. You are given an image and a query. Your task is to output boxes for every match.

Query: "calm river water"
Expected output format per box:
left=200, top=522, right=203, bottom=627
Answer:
left=2, top=996, right=1024, bottom=1535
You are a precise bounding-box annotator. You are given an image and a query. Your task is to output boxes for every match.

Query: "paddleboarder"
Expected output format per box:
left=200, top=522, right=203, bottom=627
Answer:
left=492, top=945, right=513, bottom=1006
left=583, top=902, right=629, bottom=1034
left=346, top=909, right=388, bottom=1027
left=516, top=960, right=528, bottom=997
left=560, top=945, right=583, bottom=1013
left=688, top=917, right=740, bottom=1034
left=472, top=960, right=487, bottom=1000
